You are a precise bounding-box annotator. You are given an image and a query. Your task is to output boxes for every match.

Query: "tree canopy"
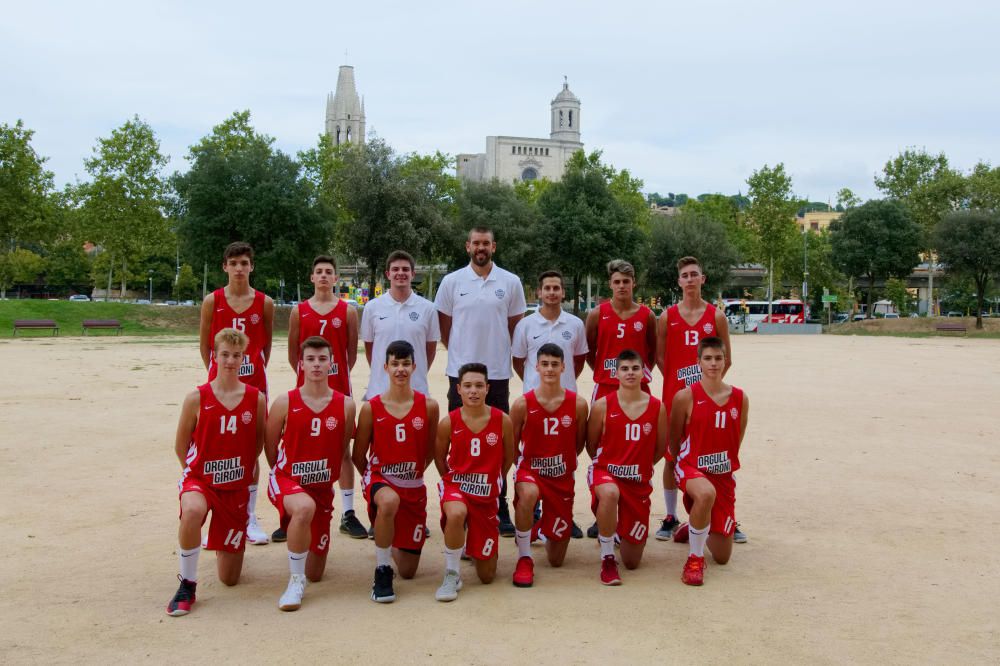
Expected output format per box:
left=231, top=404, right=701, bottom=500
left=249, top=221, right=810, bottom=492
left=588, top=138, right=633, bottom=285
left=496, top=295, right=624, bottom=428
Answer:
left=934, top=210, right=1000, bottom=329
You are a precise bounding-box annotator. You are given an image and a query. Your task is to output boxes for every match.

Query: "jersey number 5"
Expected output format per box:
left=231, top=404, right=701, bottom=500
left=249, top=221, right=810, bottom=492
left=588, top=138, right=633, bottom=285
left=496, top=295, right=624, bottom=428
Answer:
left=616, top=323, right=626, bottom=339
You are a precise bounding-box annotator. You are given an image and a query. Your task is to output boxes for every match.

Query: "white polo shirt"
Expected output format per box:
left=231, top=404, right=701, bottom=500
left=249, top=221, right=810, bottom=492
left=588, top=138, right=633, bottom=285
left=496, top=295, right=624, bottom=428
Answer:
left=511, top=309, right=588, bottom=392
left=361, top=291, right=440, bottom=399
left=435, top=263, right=526, bottom=379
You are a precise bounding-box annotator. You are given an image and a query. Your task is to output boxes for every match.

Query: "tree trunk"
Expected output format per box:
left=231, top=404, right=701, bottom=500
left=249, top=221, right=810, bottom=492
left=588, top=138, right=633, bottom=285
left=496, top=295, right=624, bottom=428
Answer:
left=867, top=273, right=875, bottom=318
left=121, top=256, right=128, bottom=300
left=106, top=256, right=113, bottom=302
left=976, top=274, right=986, bottom=330
left=572, top=273, right=581, bottom=316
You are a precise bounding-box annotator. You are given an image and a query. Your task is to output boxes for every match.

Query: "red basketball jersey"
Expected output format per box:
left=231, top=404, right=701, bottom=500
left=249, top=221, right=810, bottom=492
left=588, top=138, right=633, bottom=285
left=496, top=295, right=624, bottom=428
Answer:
left=208, top=288, right=268, bottom=392
left=516, top=390, right=578, bottom=480
left=663, top=303, right=718, bottom=409
left=678, top=382, right=743, bottom=475
left=273, top=388, right=346, bottom=488
left=593, top=300, right=653, bottom=387
left=296, top=299, right=351, bottom=395
left=445, top=407, right=505, bottom=501
left=593, top=391, right=660, bottom=484
left=182, top=383, right=260, bottom=490
left=366, top=392, right=430, bottom=488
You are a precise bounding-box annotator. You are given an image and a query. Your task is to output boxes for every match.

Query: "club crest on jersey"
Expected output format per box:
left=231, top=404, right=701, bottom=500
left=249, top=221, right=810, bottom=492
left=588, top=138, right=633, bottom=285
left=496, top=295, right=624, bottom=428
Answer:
left=332, top=317, right=343, bottom=329
left=486, top=432, right=499, bottom=446
left=633, top=321, right=644, bottom=332
left=495, top=289, right=505, bottom=299
left=561, top=330, right=572, bottom=340
left=241, top=410, right=253, bottom=425
left=412, top=416, right=425, bottom=430
left=703, top=323, right=714, bottom=334
left=408, top=311, right=420, bottom=321
left=250, top=313, right=261, bottom=325
left=642, top=422, right=652, bottom=435
left=560, top=415, right=573, bottom=428
left=730, top=407, right=738, bottom=420
left=326, top=416, right=338, bottom=430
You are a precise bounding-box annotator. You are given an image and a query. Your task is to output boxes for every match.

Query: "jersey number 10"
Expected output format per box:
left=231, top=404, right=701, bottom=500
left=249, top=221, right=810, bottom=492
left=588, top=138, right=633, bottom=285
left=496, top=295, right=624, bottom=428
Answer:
left=624, top=423, right=642, bottom=441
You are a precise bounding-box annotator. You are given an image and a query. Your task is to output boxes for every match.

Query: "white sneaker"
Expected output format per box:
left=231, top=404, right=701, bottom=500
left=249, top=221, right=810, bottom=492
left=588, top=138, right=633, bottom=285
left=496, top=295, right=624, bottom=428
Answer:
left=279, top=574, right=307, bottom=611
left=435, top=569, right=463, bottom=602
left=247, top=519, right=269, bottom=545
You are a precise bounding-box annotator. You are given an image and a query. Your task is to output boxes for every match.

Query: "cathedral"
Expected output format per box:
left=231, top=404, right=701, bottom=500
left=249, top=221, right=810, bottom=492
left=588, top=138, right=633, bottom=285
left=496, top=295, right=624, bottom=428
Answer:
left=457, top=78, right=583, bottom=184
left=325, top=65, right=365, bottom=145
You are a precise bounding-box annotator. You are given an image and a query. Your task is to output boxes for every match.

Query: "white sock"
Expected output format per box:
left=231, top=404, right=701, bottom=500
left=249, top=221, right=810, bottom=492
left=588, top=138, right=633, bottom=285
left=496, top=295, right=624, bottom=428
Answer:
left=689, top=524, right=709, bottom=558
left=598, top=534, right=615, bottom=558
left=341, top=488, right=355, bottom=513
left=515, top=529, right=532, bottom=558
left=288, top=550, right=307, bottom=576
left=375, top=546, right=392, bottom=568
left=664, top=489, right=677, bottom=516
left=179, top=546, right=200, bottom=582
left=444, top=545, right=462, bottom=571
left=247, top=485, right=258, bottom=521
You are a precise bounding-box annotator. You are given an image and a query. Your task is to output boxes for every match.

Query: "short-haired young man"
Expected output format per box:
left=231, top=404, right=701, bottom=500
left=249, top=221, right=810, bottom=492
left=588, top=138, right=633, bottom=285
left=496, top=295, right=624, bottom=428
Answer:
left=669, top=337, right=749, bottom=586
left=509, top=344, right=588, bottom=587
left=286, top=255, right=366, bottom=541
left=167, top=328, right=267, bottom=616
left=434, top=363, right=515, bottom=601
left=353, top=340, right=440, bottom=603
left=655, top=256, right=733, bottom=541
left=198, top=241, right=274, bottom=546
left=586, top=349, right=667, bottom=585
left=265, top=336, right=355, bottom=610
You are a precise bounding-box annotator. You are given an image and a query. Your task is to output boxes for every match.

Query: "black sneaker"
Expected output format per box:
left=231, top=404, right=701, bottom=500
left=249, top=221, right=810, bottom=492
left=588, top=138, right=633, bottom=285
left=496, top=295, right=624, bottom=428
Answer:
left=166, top=576, right=197, bottom=617
left=340, top=510, right=368, bottom=539
left=733, top=524, right=748, bottom=544
left=371, top=565, right=396, bottom=603
left=586, top=521, right=598, bottom=538
left=498, top=502, right=515, bottom=537
left=271, top=527, right=287, bottom=543
left=571, top=521, right=584, bottom=539
left=655, top=515, right=681, bottom=541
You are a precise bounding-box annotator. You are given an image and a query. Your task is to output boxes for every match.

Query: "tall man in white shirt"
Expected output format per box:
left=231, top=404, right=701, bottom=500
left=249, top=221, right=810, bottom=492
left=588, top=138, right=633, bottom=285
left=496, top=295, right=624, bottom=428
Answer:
left=362, top=250, right=441, bottom=400
left=435, top=226, right=526, bottom=535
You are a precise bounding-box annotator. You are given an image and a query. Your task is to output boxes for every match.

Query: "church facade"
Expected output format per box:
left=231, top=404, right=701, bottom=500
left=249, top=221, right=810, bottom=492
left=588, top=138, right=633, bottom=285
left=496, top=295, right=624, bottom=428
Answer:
left=325, top=65, right=365, bottom=145
left=457, top=79, right=583, bottom=184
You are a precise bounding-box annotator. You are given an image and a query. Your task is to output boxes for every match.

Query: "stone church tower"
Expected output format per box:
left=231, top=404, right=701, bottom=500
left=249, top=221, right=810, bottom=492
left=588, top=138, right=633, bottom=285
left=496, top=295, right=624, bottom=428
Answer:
left=550, top=77, right=581, bottom=143
left=325, top=65, right=365, bottom=145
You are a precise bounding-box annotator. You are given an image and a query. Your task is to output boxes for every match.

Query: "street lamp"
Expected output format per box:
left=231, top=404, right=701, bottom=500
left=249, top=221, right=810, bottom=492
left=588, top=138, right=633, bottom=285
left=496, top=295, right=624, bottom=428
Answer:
left=802, top=227, right=809, bottom=319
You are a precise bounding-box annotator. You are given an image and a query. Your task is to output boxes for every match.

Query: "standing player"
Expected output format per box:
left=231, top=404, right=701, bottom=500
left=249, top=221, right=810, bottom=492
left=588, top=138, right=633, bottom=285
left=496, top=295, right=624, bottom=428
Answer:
left=584, top=259, right=656, bottom=537
left=669, top=337, right=749, bottom=586
left=655, top=256, right=732, bottom=541
left=265, top=336, right=355, bottom=611
left=586, top=349, right=667, bottom=585
left=361, top=250, right=440, bottom=400
left=166, top=328, right=267, bottom=616
left=434, top=363, right=515, bottom=602
left=286, top=255, right=366, bottom=541
left=509, top=344, right=588, bottom=587
left=353, top=340, right=440, bottom=603
left=199, top=241, right=273, bottom=546
left=435, top=227, right=525, bottom=535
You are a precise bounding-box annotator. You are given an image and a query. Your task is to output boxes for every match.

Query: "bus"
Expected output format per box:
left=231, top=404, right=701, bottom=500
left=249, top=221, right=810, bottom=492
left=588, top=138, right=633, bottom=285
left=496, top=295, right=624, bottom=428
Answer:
left=722, top=299, right=805, bottom=332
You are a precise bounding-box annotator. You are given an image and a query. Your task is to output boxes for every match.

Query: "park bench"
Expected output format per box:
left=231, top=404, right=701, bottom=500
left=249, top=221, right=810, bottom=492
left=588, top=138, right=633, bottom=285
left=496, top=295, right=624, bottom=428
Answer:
left=82, top=319, right=123, bottom=336
left=13, top=319, right=59, bottom=336
left=935, top=322, right=967, bottom=335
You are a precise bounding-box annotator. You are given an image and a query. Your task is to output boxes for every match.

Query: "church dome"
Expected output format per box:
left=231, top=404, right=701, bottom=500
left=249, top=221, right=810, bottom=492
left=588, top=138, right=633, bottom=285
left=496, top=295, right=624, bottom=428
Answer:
left=552, top=80, right=579, bottom=104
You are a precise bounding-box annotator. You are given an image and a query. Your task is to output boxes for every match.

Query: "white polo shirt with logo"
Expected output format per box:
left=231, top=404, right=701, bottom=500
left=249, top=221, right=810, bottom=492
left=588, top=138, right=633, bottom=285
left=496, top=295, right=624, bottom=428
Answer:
left=435, top=263, right=526, bottom=380
left=361, top=291, right=440, bottom=399
left=511, top=309, right=588, bottom=392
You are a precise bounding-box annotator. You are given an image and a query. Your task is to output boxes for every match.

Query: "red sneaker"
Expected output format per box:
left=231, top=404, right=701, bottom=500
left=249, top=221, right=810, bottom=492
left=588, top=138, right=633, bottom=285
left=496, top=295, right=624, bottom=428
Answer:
left=166, top=576, right=197, bottom=616
left=600, top=555, right=622, bottom=586
left=513, top=556, right=534, bottom=588
left=673, top=522, right=690, bottom=543
left=681, top=554, right=706, bottom=586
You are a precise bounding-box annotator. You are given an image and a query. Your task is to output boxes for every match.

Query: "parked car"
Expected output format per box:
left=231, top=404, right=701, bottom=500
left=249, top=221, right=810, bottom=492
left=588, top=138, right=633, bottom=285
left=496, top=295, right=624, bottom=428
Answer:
left=852, top=313, right=866, bottom=321
left=165, top=300, right=178, bottom=306
left=136, top=299, right=151, bottom=305
left=181, top=300, right=195, bottom=306
left=68, top=294, right=91, bottom=302
left=946, top=311, right=963, bottom=317
left=834, top=313, right=850, bottom=323
left=884, top=313, right=900, bottom=319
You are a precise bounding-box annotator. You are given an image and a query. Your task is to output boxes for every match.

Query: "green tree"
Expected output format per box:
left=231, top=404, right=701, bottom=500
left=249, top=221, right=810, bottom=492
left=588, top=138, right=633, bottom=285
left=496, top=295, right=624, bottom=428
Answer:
left=746, top=163, right=799, bottom=312
left=883, top=278, right=911, bottom=316
left=683, top=193, right=755, bottom=258
left=0, top=120, right=55, bottom=252
left=836, top=187, right=862, bottom=210
left=0, top=248, right=45, bottom=298
left=779, top=228, right=843, bottom=312
left=830, top=200, right=921, bottom=317
left=933, top=210, right=1000, bottom=329
left=44, top=239, right=91, bottom=289
left=966, top=162, right=1000, bottom=211
left=645, top=212, right=740, bottom=303
left=173, top=263, right=200, bottom=301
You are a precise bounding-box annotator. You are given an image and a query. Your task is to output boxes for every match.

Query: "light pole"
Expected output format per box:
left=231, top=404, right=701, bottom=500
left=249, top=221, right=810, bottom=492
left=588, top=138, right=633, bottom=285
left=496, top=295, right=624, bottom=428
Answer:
left=148, top=269, right=153, bottom=303
left=802, top=227, right=809, bottom=319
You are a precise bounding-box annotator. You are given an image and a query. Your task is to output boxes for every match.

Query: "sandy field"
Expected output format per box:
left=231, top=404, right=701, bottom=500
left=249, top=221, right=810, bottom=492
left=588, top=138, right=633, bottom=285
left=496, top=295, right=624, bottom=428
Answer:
left=1, top=334, right=998, bottom=664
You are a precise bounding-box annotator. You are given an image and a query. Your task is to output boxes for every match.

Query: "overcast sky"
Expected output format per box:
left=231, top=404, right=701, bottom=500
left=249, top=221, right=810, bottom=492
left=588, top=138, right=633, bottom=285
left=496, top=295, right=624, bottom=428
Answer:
left=4, top=1, right=999, bottom=202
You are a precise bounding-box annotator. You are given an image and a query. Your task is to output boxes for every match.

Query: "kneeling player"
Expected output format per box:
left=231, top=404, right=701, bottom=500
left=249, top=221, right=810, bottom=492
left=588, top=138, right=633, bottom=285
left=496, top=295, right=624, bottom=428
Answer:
left=587, top=349, right=667, bottom=585
left=669, top=337, right=749, bottom=586
left=167, top=328, right=267, bottom=616
left=265, top=336, right=355, bottom=610
left=509, top=344, right=588, bottom=586
left=353, top=340, right=439, bottom=603
left=434, top=363, right=514, bottom=601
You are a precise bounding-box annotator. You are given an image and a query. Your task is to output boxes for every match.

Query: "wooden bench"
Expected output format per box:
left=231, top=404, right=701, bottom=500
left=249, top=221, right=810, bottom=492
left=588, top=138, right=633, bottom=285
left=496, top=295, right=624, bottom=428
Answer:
left=935, top=322, right=967, bottom=335
left=13, top=319, right=59, bottom=336
left=82, top=319, right=123, bottom=336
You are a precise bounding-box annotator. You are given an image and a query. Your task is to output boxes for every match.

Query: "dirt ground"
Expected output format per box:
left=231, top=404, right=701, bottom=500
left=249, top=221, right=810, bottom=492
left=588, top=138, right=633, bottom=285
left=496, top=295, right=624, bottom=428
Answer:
left=1, top=334, right=998, bottom=664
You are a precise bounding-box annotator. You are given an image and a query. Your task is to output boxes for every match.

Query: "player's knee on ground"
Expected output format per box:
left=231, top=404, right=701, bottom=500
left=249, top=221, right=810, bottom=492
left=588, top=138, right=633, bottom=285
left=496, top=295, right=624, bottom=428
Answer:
left=216, top=552, right=243, bottom=586
left=395, top=549, right=420, bottom=579
left=306, top=552, right=327, bottom=582
left=547, top=539, right=569, bottom=567
left=475, top=556, right=497, bottom=584
left=620, top=543, right=644, bottom=570
left=374, top=487, right=401, bottom=515
left=708, top=535, right=733, bottom=565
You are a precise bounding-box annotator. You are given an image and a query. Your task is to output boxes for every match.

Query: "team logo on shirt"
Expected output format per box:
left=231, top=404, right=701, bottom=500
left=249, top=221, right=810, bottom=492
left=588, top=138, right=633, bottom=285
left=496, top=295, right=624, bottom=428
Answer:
left=495, top=289, right=505, bottom=299
left=332, top=317, right=342, bottom=329
left=409, top=311, right=420, bottom=321
left=250, top=313, right=260, bottom=325
left=412, top=417, right=425, bottom=430
left=730, top=407, right=739, bottom=420
left=241, top=410, right=253, bottom=425
left=326, top=416, right=338, bottom=430
left=703, top=323, right=714, bottom=334
left=562, top=330, right=572, bottom=340
left=561, top=415, right=573, bottom=428
left=642, top=422, right=652, bottom=435
left=486, top=432, right=499, bottom=446
left=633, top=321, right=644, bottom=332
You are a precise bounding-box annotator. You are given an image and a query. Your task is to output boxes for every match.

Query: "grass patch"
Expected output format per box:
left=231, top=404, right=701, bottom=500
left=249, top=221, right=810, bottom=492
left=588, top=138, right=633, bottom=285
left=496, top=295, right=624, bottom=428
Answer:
left=826, top=317, right=1000, bottom=339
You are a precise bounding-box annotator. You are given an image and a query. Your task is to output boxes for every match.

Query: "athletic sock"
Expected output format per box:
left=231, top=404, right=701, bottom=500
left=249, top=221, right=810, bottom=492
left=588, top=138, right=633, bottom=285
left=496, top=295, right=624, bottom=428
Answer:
left=341, top=488, right=355, bottom=514
left=515, top=529, right=532, bottom=558
left=288, top=550, right=307, bottom=576
left=179, top=546, right=200, bottom=582
left=444, top=545, right=462, bottom=571
left=689, top=524, right=709, bottom=558
left=375, top=546, right=392, bottom=568
left=598, top=534, right=615, bottom=558
left=664, top=489, right=677, bottom=517
left=247, top=484, right=259, bottom=520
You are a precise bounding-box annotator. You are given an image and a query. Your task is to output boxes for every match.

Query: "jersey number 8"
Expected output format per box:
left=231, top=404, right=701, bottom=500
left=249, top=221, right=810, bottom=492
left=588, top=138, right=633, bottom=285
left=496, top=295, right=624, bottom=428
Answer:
left=470, top=437, right=481, bottom=456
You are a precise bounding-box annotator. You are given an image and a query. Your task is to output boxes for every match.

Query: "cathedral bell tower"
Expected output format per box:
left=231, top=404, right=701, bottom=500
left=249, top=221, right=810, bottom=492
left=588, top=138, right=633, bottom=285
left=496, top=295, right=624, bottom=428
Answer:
left=325, top=65, right=366, bottom=145
left=550, top=77, right=581, bottom=144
